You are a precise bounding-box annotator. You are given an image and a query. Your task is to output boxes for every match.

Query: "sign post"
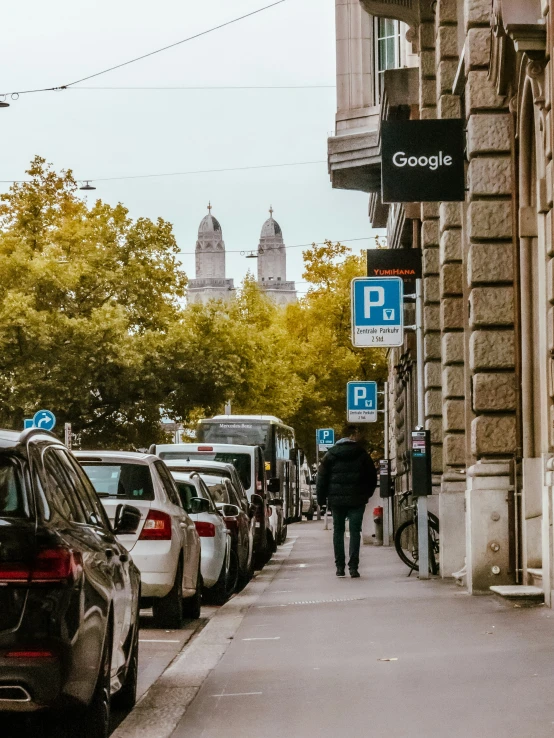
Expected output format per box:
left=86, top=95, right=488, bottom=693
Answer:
left=415, top=277, right=430, bottom=579
left=316, top=429, right=334, bottom=524
left=347, top=382, right=377, bottom=423
left=351, top=277, right=404, bottom=348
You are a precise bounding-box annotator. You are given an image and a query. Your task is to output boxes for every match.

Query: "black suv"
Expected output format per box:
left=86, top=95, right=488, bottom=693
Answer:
left=0, top=428, right=141, bottom=737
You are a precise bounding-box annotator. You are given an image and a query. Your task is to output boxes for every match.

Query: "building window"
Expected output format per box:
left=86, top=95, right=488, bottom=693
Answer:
left=375, top=18, right=401, bottom=102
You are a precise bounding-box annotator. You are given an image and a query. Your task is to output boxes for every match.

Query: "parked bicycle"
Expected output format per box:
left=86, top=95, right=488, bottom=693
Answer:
left=394, top=491, right=440, bottom=575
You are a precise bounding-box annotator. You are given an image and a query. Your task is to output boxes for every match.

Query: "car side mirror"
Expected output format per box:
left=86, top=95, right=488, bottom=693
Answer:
left=221, top=504, right=240, bottom=518
left=189, top=497, right=210, bottom=514
left=113, top=504, right=141, bottom=535
left=251, top=493, right=264, bottom=506
left=268, top=477, right=281, bottom=494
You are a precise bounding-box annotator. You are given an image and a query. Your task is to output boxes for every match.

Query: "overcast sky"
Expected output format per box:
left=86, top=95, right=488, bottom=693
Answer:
left=2, top=0, right=380, bottom=291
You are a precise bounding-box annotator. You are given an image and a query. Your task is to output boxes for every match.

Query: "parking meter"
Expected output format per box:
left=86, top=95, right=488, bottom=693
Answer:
left=379, top=459, right=394, bottom=498
left=411, top=429, right=432, bottom=497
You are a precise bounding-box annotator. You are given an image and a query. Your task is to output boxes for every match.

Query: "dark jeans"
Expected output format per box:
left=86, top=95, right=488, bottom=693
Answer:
left=332, top=504, right=366, bottom=570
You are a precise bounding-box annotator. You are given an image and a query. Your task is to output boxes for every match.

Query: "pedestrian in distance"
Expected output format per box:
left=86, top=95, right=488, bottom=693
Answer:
left=316, top=424, right=377, bottom=578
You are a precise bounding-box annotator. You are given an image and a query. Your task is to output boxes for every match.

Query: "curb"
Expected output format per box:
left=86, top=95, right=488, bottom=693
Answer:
left=111, top=538, right=297, bottom=738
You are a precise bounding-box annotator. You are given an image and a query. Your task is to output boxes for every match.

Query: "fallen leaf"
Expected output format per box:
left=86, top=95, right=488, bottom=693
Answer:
left=378, top=658, right=398, bottom=662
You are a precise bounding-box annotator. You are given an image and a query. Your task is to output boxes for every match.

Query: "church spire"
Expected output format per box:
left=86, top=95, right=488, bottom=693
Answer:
left=207, top=201, right=212, bottom=214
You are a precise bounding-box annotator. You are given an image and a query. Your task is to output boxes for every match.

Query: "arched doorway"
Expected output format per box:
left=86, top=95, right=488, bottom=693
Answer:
left=518, top=73, right=549, bottom=594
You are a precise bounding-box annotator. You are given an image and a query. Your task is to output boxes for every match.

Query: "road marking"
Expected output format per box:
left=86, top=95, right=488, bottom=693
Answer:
left=212, top=692, right=263, bottom=697
left=139, top=639, right=181, bottom=643
left=242, top=637, right=280, bottom=641
left=273, top=590, right=292, bottom=593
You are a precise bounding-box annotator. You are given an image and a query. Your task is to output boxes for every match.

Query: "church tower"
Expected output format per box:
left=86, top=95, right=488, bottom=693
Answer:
left=257, top=207, right=296, bottom=305
left=187, top=204, right=234, bottom=304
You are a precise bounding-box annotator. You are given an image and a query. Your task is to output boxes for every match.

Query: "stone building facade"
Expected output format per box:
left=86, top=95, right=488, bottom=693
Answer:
left=329, top=0, right=554, bottom=602
left=257, top=208, right=297, bottom=306
left=187, top=205, right=234, bottom=304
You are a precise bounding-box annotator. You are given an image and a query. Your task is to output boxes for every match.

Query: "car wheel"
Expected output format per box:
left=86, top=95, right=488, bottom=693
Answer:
left=63, top=621, right=112, bottom=738
left=306, top=513, right=314, bottom=521
left=226, top=548, right=239, bottom=594
left=112, top=612, right=139, bottom=712
left=208, top=550, right=233, bottom=605
left=182, top=565, right=202, bottom=620
left=152, top=560, right=184, bottom=629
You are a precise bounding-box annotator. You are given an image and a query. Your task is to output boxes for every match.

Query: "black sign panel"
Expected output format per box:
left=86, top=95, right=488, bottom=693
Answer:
left=381, top=119, right=465, bottom=203
left=367, top=249, right=422, bottom=281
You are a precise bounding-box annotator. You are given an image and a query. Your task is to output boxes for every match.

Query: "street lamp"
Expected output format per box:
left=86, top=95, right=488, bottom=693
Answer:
left=79, top=181, right=96, bottom=191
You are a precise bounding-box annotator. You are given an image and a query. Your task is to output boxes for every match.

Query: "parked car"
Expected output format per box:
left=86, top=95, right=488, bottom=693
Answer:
left=170, top=471, right=234, bottom=604
left=163, top=459, right=254, bottom=588
left=152, top=444, right=274, bottom=565
left=0, top=428, right=141, bottom=737
left=196, top=472, right=254, bottom=590
left=76, top=450, right=202, bottom=628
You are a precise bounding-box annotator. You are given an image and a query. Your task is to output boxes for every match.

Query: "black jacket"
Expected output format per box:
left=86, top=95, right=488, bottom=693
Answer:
left=316, top=440, right=377, bottom=508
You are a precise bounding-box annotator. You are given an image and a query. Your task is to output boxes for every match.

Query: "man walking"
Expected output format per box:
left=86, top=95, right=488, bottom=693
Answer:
left=316, top=424, right=377, bottom=578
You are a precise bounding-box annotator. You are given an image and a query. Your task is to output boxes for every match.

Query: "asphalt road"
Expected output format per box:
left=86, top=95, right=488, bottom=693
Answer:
left=110, top=605, right=217, bottom=733
left=1, top=605, right=217, bottom=738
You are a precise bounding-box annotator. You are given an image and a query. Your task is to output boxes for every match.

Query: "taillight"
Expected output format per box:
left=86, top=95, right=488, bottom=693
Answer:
left=0, top=548, right=82, bottom=585
left=32, top=548, right=82, bottom=582
left=139, top=510, right=172, bottom=541
left=5, top=650, right=55, bottom=659
left=0, top=563, right=31, bottom=583
left=198, top=446, right=214, bottom=451
left=194, top=521, right=216, bottom=537
left=224, top=518, right=238, bottom=534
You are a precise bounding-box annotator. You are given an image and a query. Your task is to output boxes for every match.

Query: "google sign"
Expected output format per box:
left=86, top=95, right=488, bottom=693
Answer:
left=381, top=119, right=465, bottom=203
left=392, top=151, right=453, bottom=170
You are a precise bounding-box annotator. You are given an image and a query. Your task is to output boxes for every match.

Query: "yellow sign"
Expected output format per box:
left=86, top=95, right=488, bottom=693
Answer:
left=265, top=461, right=271, bottom=471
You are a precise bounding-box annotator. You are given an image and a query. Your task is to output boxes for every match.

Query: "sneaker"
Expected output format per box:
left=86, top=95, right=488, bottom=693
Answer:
left=349, top=569, right=360, bottom=578
left=336, top=567, right=346, bottom=577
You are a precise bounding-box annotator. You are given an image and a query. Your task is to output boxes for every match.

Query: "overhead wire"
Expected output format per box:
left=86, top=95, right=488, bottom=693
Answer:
left=0, top=159, right=327, bottom=185
left=69, top=85, right=335, bottom=91
left=0, top=0, right=287, bottom=99
left=175, top=237, right=383, bottom=255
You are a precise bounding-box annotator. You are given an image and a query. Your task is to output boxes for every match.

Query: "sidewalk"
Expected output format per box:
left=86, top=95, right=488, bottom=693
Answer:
left=169, top=520, right=554, bottom=738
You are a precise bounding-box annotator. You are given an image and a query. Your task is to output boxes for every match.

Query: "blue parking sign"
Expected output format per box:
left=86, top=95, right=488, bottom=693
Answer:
left=347, top=382, right=378, bottom=423
left=351, top=277, right=403, bottom=347
left=317, top=428, right=334, bottom=451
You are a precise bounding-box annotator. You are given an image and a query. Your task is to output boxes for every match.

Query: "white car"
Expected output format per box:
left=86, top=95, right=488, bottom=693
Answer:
left=170, top=471, right=234, bottom=604
left=76, top=451, right=202, bottom=628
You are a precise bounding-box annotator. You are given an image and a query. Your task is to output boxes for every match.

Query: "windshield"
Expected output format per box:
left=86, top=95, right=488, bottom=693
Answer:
left=199, top=475, right=232, bottom=505
left=81, top=463, right=154, bottom=501
left=0, top=458, right=27, bottom=518
left=161, top=452, right=251, bottom=490
left=197, top=422, right=269, bottom=448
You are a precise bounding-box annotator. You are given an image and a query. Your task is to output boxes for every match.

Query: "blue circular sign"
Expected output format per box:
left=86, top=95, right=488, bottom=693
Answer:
left=33, top=409, right=56, bottom=431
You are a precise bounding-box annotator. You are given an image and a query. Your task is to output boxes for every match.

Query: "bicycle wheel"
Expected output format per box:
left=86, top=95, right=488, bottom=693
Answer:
left=394, top=518, right=440, bottom=574
left=394, top=519, right=419, bottom=571
left=428, top=519, right=440, bottom=574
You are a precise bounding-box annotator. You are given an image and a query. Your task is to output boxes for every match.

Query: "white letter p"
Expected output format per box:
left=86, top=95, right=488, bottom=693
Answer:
left=364, top=286, right=385, bottom=319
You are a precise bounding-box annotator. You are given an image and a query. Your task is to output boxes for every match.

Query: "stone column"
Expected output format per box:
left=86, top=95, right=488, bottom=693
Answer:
left=422, top=204, right=443, bottom=486
left=464, top=0, right=516, bottom=593
left=335, top=0, right=375, bottom=134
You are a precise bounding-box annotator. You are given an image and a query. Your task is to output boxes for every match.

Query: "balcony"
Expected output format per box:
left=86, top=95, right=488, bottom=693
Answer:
left=359, top=0, right=427, bottom=28
left=328, top=107, right=381, bottom=193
